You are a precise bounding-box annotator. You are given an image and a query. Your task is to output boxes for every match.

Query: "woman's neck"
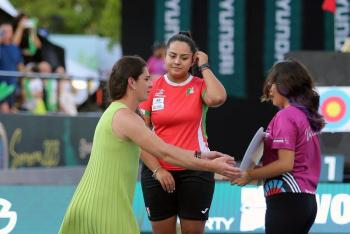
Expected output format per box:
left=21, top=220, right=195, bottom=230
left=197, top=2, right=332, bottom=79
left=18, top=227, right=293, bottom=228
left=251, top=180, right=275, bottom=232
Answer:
left=115, top=96, right=139, bottom=111
left=167, top=73, right=190, bottom=84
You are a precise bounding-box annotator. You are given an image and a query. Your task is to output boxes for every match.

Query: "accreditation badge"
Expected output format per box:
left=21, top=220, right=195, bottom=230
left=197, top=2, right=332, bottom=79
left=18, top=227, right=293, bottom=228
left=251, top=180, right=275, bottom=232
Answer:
left=152, top=97, right=164, bottom=111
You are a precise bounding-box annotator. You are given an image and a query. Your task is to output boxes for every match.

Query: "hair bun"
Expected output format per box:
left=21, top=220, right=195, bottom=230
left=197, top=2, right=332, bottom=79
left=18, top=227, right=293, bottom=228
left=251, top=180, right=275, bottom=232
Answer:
left=178, top=31, right=192, bottom=38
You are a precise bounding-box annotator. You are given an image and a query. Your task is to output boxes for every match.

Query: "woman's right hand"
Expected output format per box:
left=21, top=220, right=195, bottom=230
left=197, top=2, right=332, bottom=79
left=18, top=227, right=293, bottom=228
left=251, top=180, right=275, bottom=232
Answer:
left=155, top=168, right=176, bottom=193
left=211, top=154, right=241, bottom=179
left=18, top=18, right=27, bottom=29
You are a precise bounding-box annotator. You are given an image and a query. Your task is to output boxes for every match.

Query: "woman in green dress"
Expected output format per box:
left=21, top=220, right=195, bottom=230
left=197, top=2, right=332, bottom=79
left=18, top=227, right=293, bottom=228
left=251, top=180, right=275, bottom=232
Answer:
left=59, top=56, right=240, bottom=234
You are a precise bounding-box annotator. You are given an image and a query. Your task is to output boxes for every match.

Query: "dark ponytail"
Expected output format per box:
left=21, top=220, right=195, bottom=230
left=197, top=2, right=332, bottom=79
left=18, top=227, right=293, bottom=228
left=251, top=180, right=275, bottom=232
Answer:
left=289, top=89, right=325, bottom=132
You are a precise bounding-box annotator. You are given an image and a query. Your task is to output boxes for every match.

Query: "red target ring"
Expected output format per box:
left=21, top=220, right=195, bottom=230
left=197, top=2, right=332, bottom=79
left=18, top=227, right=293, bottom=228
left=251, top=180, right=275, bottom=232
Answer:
left=321, top=97, right=346, bottom=122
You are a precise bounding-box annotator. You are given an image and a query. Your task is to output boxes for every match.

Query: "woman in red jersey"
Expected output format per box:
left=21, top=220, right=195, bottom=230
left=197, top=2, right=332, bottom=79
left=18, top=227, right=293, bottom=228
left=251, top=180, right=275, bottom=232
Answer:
left=140, top=32, right=229, bottom=234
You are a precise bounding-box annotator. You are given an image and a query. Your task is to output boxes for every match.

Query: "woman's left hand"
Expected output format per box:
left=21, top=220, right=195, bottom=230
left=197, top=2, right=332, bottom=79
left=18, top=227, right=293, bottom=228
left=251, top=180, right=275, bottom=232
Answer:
left=232, top=171, right=252, bottom=186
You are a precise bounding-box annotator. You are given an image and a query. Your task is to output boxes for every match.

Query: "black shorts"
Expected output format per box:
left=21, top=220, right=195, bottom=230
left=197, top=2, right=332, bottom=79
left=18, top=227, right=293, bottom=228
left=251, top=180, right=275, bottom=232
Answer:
left=265, top=193, right=317, bottom=234
left=141, top=163, right=215, bottom=221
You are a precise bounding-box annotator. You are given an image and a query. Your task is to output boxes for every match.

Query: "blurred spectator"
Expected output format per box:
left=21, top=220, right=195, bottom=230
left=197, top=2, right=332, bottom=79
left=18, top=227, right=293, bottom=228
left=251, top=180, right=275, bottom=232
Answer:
left=21, top=62, right=46, bottom=114
left=147, top=41, right=166, bottom=80
left=38, top=61, right=58, bottom=112
left=13, top=13, right=42, bottom=64
left=0, top=22, right=25, bottom=113
left=56, top=66, right=78, bottom=116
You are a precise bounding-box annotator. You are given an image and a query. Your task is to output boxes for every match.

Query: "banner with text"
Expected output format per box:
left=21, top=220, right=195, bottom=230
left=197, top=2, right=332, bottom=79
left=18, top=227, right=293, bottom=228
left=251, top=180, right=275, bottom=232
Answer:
left=0, top=114, right=99, bottom=169
left=135, top=183, right=350, bottom=233
left=0, top=183, right=349, bottom=233
left=208, top=0, right=246, bottom=98
left=154, top=0, right=192, bottom=43
left=333, top=0, right=350, bottom=51
left=264, top=0, right=302, bottom=73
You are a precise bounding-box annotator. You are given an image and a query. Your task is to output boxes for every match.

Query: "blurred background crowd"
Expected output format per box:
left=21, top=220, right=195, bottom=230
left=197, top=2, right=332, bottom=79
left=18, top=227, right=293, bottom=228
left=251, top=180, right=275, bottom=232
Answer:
left=0, top=0, right=125, bottom=116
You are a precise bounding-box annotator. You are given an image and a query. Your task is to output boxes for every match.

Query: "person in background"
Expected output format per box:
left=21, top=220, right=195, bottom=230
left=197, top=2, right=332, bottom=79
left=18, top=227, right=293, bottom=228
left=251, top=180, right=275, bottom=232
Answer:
left=38, top=61, right=58, bottom=112
left=13, top=12, right=42, bottom=64
left=147, top=41, right=166, bottom=80
left=139, top=32, right=228, bottom=234
left=233, top=60, right=325, bottom=234
left=59, top=55, right=240, bottom=234
left=0, top=22, right=25, bottom=113
left=21, top=62, right=46, bottom=114
left=56, top=66, right=77, bottom=116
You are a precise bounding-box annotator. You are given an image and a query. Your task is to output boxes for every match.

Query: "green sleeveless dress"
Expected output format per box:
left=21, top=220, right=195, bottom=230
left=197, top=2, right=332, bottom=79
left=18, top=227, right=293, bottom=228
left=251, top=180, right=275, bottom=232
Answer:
left=59, top=102, right=141, bottom=234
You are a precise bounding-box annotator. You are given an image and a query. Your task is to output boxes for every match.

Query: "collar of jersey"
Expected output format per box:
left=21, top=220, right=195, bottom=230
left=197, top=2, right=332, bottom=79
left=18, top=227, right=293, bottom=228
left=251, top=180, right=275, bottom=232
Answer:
left=164, top=74, right=193, bottom=86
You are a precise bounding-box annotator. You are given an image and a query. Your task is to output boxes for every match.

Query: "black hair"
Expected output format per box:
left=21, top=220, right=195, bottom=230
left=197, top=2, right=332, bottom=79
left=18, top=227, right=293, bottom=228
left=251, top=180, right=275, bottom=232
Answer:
left=166, top=31, right=202, bottom=77
left=108, top=55, right=146, bottom=101
left=262, top=59, right=325, bottom=132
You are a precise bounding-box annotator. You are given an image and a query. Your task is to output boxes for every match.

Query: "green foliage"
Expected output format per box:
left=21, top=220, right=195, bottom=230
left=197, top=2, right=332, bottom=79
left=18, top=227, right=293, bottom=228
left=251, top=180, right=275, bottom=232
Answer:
left=11, top=0, right=121, bottom=42
left=99, top=0, right=121, bottom=43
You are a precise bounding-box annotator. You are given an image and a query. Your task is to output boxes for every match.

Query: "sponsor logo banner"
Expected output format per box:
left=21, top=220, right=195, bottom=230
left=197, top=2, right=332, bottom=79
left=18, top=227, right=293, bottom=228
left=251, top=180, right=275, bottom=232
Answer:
left=264, top=0, right=302, bottom=73
left=154, top=0, right=192, bottom=43
left=1, top=183, right=349, bottom=233
left=208, top=0, right=246, bottom=98
left=335, top=0, right=350, bottom=51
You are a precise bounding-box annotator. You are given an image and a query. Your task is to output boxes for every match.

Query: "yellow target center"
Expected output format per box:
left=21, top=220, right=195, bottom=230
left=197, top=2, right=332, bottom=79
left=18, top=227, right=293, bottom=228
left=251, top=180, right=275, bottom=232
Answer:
left=326, top=101, right=341, bottom=117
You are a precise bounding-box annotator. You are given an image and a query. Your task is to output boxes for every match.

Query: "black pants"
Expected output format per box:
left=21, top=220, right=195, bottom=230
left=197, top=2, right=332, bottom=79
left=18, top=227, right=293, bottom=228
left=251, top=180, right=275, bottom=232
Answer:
left=265, top=193, right=317, bottom=234
left=141, top=164, right=214, bottom=221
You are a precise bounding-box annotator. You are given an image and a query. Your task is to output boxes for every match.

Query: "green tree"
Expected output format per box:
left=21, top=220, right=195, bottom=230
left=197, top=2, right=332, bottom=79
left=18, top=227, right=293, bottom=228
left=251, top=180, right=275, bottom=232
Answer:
left=11, top=0, right=121, bottom=42
left=98, top=0, right=121, bottom=42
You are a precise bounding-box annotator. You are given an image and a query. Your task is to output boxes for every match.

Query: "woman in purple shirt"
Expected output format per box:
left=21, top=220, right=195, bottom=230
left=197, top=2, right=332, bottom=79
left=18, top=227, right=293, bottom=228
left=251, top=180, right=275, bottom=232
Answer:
left=234, top=60, right=325, bottom=234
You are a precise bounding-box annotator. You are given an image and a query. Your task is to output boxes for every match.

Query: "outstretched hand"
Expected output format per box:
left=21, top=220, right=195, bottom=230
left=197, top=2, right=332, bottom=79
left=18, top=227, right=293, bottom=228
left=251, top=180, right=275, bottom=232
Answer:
left=208, top=152, right=241, bottom=179
left=202, top=151, right=235, bottom=163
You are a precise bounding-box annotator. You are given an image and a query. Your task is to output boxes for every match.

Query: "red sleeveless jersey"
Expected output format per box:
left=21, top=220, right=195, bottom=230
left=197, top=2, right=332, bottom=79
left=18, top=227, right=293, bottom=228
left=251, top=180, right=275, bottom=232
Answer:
left=140, top=74, right=209, bottom=170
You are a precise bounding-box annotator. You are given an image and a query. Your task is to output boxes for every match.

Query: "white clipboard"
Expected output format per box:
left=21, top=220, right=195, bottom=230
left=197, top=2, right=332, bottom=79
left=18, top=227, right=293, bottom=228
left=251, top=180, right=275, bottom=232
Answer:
left=239, top=127, right=265, bottom=171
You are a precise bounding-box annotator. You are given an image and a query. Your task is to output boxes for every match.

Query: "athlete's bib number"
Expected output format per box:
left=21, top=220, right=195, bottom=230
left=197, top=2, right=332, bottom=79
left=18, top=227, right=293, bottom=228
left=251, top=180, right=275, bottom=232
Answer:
left=152, top=98, right=164, bottom=111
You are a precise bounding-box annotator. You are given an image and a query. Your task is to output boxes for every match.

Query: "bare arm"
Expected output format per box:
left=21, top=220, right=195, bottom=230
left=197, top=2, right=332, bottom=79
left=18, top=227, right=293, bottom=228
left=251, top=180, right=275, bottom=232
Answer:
left=234, top=149, right=294, bottom=186
left=140, top=149, right=176, bottom=192
left=196, top=51, right=227, bottom=107
left=113, top=108, right=239, bottom=177
left=139, top=115, right=176, bottom=192
left=139, top=116, right=163, bottom=172
left=29, top=28, right=42, bottom=49
left=13, top=20, right=25, bottom=46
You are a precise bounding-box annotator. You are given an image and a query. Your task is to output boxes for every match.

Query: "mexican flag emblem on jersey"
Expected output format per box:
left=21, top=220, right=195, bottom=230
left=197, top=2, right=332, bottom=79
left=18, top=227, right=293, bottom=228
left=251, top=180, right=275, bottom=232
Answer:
left=186, top=87, right=194, bottom=95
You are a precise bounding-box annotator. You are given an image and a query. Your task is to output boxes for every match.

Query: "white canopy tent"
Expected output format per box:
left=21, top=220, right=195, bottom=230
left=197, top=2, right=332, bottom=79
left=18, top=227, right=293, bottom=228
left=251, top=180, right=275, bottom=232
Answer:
left=0, top=0, right=18, bottom=17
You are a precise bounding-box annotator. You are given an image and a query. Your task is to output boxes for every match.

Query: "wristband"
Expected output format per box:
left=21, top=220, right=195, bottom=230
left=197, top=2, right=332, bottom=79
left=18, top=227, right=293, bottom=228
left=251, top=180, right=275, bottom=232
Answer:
left=194, top=150, right=202, bottom=159
left=198, top=63, right=210, bottom=72
left=152, top=166, right=161, bottom=179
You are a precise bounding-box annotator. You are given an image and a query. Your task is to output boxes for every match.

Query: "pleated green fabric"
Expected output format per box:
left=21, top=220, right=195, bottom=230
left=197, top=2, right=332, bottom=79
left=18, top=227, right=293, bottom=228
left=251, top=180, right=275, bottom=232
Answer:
left=59, top=102, right=141, bottom=234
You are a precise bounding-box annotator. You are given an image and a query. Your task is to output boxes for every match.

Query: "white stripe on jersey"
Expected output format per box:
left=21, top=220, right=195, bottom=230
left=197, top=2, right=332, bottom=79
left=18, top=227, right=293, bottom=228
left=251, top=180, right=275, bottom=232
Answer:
left=282, top=173, right=301, bottom=193
left=197, top=118, right=209, bottom=152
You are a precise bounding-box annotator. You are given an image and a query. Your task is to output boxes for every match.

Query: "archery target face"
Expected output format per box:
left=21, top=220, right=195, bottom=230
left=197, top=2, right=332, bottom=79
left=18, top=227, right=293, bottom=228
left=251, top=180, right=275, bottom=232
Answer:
left=317, top=87, right=350, bottom=132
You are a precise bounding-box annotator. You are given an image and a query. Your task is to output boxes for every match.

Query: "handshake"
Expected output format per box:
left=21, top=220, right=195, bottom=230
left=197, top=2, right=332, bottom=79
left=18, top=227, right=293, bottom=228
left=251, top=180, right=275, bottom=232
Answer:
left=200, top=151, right=241, bottom=180
left=203, top=151, right=261, bottom=186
